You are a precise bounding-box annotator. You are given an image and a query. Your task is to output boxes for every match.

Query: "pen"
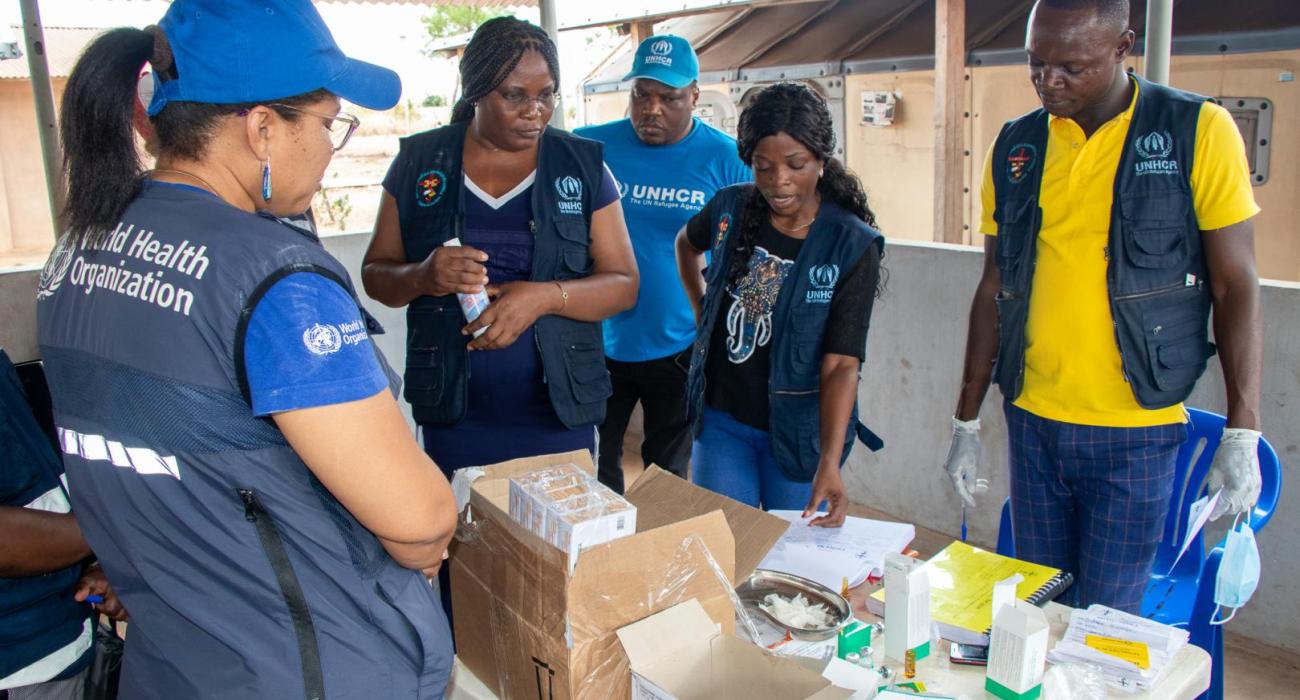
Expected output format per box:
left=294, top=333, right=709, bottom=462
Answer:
left=961, top=503, right=968, bottom=543
left=85, top=594, right=104, bottom=604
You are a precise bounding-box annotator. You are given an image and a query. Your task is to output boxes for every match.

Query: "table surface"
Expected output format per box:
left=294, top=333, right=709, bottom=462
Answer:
left=445, top=599, right=1210, bottom=700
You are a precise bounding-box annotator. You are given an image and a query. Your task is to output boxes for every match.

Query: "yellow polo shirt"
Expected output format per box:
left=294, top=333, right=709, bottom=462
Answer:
left=980, top=85, right=1259, bottom=427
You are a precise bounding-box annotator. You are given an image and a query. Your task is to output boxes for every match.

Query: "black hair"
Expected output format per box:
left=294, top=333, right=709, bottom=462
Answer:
left=1037, top=0, right=1130, bottom=28
left=730, top=82, right=881, bottom=290
left=451, top=16, right=560, bottom=123
left=59, top=26, right=327, bottom=245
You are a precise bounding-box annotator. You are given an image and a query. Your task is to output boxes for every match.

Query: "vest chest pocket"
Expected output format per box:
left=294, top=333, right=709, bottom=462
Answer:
left=563, top=331, right=612, bottom=405
left=404, top=305, right=461, bottom=408
left=1121, top=195, right=1192, bottom=269
left=554, top=219, right=592, bottom=280
left=790, top=309, right=830, bottom=372
left=1141, top=300, right=1214, bottom=392
left=994, top=198, right=1036, bottom=287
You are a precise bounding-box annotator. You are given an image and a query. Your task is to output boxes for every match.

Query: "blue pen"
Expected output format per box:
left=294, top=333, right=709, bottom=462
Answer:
left=960, top=503, right=968, bottom=542
left=85, top=594, right=104, bottom=604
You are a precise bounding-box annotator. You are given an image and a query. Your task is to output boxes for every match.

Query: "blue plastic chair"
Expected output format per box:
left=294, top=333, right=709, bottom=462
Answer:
left=995, top=408, right=1282, bottom=700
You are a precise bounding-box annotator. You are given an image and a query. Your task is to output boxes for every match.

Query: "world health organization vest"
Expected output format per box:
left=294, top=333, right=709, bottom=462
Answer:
left=36, top=184, right=451, bottom=699
left=686, top=185, right=884, bottom=480
left=388, top=122, right=612, bottom=428
left=991, top=75, right=1215, bottom=409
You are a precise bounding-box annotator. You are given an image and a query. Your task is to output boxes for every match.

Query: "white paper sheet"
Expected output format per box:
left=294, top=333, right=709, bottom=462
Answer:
left=1170, top=489, right=1222, bottom=572
left=758, top=512, right=916, bottom=591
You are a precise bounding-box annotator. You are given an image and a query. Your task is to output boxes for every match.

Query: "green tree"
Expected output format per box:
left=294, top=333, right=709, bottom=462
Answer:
left=422, top=6, right=505, bottom=49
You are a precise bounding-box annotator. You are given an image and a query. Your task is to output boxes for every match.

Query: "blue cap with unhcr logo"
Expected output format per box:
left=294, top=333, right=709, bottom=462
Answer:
left=147, top=0, right=401, bottom=116
left=623, top=34, right=699, bottom=89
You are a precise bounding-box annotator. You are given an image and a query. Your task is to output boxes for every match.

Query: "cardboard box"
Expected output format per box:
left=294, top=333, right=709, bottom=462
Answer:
left=617, top=599, right=854, bottom=700
left=452, top=451, right=790, bottom=700
left=985, top=600, right=1050, bottom=700
left=883, top=552, right=930, bottom=663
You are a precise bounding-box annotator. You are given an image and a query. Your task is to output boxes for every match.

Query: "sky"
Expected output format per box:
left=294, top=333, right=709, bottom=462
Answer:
left=8, top=0, right=725, bottom=112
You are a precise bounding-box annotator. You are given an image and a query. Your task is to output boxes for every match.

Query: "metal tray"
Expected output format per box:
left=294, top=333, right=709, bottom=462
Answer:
left=737, top=568, right=852, bottom=640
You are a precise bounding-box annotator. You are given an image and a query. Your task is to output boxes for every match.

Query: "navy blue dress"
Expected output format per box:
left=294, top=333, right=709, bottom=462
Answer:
left=420, top=172, right=615, bottom=472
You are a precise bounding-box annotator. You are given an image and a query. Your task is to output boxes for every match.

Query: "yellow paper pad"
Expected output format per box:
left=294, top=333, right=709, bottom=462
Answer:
left=1085, top=634, right=1151, bottom=670
left=869, top=541, right=1065, bottom=637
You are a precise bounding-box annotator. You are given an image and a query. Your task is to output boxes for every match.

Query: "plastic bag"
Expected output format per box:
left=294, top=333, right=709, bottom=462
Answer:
left=1042, top=663, right=1107, bottom=700
left=83, top=618, right=124, bottom=700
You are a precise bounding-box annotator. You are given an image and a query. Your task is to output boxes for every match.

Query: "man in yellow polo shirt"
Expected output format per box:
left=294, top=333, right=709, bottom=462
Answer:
left=942, top=0, right=1263, bottom=613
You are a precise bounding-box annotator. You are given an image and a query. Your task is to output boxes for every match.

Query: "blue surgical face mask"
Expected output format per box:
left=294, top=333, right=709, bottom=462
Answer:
left=1211, top=517, right=1260, bottom=625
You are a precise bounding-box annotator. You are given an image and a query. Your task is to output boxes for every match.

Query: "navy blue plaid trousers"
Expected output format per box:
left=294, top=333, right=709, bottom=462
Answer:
left=1004, top=400, right=1187, bottom=613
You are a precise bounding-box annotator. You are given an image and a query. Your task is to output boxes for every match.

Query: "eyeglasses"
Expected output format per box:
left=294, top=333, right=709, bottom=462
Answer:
left=496, top=89, right=561, bottom=113
left=266, top=103, right=362, bottom=152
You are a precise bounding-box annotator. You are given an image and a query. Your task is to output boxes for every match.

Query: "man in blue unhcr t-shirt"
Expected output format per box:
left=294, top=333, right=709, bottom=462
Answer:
left=576, top=35, right=750, bottom=492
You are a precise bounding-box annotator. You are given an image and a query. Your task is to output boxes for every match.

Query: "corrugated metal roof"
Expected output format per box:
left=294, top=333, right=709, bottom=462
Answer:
left=0, top=26, right=102, bottom=81
left=586, top=0, right=1300, bottom=87
left=319, top=1, right=535, bottom=6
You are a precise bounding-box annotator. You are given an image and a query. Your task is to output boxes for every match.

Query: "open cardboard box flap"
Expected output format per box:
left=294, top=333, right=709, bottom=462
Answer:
left=617, top=599, right=854, bottom=700
left=626, top=466, right=790, bottom=585
left=467, top=452, right=789, bottom=586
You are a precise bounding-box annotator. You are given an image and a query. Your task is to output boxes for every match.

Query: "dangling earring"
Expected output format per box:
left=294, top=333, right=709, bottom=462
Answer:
left=261, top=157, right=272, bottom=202
left=819, top=168, right=825, bottom=178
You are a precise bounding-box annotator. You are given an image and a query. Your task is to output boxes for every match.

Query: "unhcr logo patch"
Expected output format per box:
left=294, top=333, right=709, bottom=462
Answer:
left=555, top=175, right=583, bottom=215
left=806, top=263, right=839, bottom=303
left=1134, top=130, right=1179, bottom=176
left=646, top=39, right=674, bottom=67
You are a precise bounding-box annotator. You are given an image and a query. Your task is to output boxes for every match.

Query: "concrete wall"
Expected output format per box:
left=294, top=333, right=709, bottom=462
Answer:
left=3, top=234, right=1297, bottom=650
left=0, top=79, right=67, bottom=255
left=840, top=240, right=1300, bottom=655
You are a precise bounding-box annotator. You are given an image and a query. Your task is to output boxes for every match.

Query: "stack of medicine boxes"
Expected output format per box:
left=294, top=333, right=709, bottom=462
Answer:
left=507, top=464, right=637, bottom=561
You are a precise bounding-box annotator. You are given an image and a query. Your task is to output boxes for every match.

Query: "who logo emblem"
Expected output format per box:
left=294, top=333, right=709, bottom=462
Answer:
left=302, top=323, right=342, bottom=356
left=36, top=238, right=75, bottom=300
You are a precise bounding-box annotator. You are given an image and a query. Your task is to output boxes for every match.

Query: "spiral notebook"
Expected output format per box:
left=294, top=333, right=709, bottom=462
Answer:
left=865, top=541, right=1073, bottom=646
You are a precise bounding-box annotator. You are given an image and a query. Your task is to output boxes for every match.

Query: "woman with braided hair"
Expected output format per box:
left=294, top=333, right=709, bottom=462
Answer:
left=363, top=16, right=637, bottom=624
left=676, top=82, right=885, bottom=527
left=38, top=0, right=458, bottom=697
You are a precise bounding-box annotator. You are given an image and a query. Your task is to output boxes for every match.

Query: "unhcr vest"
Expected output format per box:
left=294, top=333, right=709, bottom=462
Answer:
left=388, top=122, right=612, bottom=428
left=686, top=185, right=884, bottom=481
left=0, top=349, right=91, bottom=685
left=36, top=184, right=451, bottom=699
left=991, top=75, right=1214, bottom=409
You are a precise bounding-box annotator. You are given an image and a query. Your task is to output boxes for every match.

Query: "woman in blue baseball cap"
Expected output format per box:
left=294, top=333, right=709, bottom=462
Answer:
left=38, top=1, right=457, bottom=697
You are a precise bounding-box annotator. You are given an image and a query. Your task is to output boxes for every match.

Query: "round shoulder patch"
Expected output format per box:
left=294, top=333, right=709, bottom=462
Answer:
left=303, top=323, right=342, bottom=355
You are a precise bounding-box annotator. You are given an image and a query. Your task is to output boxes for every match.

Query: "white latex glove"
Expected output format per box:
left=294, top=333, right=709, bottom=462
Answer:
left=944, top=416, right=989, bottom=508
left=1208, top=428, right=1262, bottom=521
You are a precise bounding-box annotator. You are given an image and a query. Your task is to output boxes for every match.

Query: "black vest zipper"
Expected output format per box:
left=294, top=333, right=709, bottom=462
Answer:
left=238, top=488, right=325, bottom=700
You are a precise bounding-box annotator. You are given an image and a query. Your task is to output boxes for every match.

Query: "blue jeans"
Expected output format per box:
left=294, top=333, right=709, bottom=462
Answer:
left=691, top=406, right=812, bottom=510
left=1005, top=400, right=1186, bottom=613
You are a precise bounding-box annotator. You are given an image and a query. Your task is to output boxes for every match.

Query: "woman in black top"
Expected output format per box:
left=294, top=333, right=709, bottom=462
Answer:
left=675, top=83, right=883, bottom=526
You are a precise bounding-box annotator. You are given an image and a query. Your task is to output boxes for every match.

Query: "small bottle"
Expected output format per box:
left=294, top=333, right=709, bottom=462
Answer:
left=904, top=648, right=916, bottom=679
left=444, top=238, right=490, bottom=337
left=858, top=646, right=875, bottom=669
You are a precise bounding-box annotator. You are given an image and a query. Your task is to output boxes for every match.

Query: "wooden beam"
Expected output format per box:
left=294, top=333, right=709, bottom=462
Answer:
left=933, top=0, right=966, bottom=244
left=629, top=20, right=657, bottom=46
